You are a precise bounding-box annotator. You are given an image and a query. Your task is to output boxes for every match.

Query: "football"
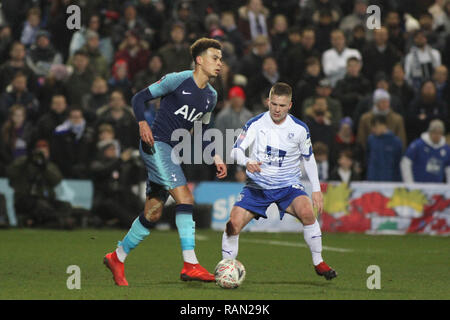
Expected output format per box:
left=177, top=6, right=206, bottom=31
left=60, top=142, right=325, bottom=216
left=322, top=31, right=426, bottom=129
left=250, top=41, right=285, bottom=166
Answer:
left=214, top=259, right=246, bottom=289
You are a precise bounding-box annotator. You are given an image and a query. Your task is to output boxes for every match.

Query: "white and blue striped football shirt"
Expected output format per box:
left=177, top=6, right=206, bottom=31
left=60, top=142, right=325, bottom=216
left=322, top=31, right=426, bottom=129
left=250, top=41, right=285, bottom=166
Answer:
left=232, top=112, right=312, bottom=189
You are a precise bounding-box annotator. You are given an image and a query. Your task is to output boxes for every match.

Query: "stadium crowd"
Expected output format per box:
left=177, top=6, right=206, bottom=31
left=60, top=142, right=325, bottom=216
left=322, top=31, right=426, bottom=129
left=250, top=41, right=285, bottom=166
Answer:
left=0, top=0, right=449, bottom=228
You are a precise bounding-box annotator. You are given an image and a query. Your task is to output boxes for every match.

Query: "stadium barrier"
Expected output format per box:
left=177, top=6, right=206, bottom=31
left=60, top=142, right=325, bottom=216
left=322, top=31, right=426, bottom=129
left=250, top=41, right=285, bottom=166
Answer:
left=193, top=181, right=450, bottom=235
left=0, top=178, right=93, bottom=227
left=0, top=178, right=449, bottom=234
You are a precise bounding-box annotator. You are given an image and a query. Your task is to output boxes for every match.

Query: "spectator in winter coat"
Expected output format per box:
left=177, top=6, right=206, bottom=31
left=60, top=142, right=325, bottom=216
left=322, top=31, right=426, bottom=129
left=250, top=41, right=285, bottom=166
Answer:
left=90, top=139, right=144, bottom=229
left=157, top=23, right=192, bottom=75
left=81, top=77, right=110, bottom=125
left=51, top=106, right=96, bottom=179
left=404, top=29, right=441, bottom=90
left=366, top=114, right=403, bottom=182
left=6, top=139, right=75, bottom=229
left=406, top=80, right=448, bottom=143
left=25, top=30, right=63, bottom=77
left=389, top=63, right=416, bottom=117
left=237, top=0, right=270, bottom=42
left=96, top=90, right=139, bottom=150
left=0, top=42, right=38, bottom=95
left=333, top=56, right=372, bottom=117
left=304, top=96, right=335, bottom=150
left=361, top=26, right=401, bottom=85
left=114, top=29, right=151, bottom=81
left=301, top=78, right=343, bottom=130
left=0, top=104, right=33, bottom=164
left=357, top=89, right=407, bottom=149
left=0, top=71, right=40, bottom=125
left=34, top=94, right=68, bottom=142
left=433, top=65, right=450, bottom=104
left=294, top=57, right=322, bottom=113
left=66, top=50, right=95, bottom=107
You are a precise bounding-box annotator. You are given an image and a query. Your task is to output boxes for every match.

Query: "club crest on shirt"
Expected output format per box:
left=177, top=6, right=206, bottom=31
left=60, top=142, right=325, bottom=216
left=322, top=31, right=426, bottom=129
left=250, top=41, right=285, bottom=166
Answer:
left=288, top=132, right=294, bottom=139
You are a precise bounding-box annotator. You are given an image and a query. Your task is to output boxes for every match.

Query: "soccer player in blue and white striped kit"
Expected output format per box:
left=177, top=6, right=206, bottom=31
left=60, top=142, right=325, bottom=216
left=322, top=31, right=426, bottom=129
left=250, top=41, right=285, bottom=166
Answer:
left=104, top=38, right=227, bottom=286
left=223, top=82, right=337, bottom=280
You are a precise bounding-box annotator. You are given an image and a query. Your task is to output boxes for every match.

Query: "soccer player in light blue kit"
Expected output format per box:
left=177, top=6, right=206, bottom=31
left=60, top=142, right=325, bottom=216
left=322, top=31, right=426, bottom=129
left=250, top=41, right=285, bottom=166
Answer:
left=104, top=38, right=227, bottom=286
left=223, top=82, right=337, bottom=280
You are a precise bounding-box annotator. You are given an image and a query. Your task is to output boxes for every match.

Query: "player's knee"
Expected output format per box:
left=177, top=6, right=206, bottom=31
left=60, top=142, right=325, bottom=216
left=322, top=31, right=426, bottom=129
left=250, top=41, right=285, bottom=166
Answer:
left=177, top=194, right=194, bottom=205
left=300, top=209, right=315, bottom=225
left=226, top=219, right=241, bottom=236
left=148, top=209, right=163, bottom=222
left=144, top=201, right=163, bottom=222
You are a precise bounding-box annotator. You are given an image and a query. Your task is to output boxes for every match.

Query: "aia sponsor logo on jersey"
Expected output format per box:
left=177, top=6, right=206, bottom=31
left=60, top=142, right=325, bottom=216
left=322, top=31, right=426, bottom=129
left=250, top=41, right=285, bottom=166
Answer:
left=174, top=105, right=204, bottom=122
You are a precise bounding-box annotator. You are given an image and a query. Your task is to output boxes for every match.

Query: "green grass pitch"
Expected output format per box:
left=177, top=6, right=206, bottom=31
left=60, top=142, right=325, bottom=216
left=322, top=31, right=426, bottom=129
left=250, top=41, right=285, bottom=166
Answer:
left=0, top=229, right=448, bottom=300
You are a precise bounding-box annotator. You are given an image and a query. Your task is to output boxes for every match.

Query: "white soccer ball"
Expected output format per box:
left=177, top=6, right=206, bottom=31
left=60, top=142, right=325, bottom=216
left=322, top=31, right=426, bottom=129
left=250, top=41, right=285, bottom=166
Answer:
left=214, top=258, right=246, bottom=289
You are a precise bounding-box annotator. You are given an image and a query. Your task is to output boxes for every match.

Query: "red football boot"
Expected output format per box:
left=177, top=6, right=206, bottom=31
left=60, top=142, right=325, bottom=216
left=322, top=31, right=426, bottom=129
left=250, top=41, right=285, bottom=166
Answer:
left=180, top=262, right=215, bottom=282
left=103, top=251, right=128, bottom=286
left=315, top=261, right=337, bottom=280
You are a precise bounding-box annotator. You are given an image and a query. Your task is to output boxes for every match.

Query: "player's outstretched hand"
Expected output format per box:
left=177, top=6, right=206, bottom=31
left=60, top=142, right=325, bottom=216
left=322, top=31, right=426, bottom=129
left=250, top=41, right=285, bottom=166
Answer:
left=139, top=120, right=154, bottom=146
left=311, top=191, right=323, bottom=215
left=246, top=160, right=262, bottom=173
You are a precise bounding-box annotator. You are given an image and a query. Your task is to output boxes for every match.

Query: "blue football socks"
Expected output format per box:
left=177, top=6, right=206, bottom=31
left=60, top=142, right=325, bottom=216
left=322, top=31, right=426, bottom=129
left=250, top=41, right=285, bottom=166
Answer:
left=118, top=213, right=151, bottom=254
left=175, top=204, right=195, bottom=251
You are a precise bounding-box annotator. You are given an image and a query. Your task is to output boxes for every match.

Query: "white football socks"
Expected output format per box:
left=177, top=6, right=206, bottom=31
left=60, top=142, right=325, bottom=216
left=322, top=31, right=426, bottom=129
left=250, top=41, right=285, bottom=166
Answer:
left=116, top=246, right=199, bottom=264
left=182, top=249, right=199, bottom=264
left=303, top=219, right=324, bottom=266
left=222, top=231, right=239, bottom=259
left=115, top=246, right=127, bottom=263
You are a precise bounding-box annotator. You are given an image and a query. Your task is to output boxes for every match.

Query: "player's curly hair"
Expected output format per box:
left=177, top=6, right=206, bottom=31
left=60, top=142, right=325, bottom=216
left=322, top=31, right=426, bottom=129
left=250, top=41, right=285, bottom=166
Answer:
left=190, top=38, right=222, bottom=64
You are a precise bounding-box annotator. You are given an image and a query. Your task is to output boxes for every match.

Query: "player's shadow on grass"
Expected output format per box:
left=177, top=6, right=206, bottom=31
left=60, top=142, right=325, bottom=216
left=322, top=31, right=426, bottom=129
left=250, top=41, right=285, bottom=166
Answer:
left=144, top=280, right=209, bottom=288
left=246, top=280, right=332, bottom=287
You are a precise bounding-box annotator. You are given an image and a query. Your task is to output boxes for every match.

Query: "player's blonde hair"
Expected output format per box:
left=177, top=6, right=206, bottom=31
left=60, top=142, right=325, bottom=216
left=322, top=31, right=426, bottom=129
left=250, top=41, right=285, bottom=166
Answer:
left=269, top=82, right=292, bottom=101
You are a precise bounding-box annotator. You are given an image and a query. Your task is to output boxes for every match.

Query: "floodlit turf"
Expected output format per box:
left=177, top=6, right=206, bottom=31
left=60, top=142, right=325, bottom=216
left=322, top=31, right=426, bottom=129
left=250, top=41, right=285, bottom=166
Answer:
left=0, top=228, right=448, bottom=300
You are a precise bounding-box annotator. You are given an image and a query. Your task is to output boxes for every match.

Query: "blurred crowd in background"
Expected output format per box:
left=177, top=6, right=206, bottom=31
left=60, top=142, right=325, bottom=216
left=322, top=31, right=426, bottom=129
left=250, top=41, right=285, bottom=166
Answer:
left=0, top=0, right=449, bottom=229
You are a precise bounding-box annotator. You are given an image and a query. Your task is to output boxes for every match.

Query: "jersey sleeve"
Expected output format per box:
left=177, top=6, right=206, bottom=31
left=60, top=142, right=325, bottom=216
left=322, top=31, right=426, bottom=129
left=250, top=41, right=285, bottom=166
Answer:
left=230, top=118, right=258, bottom=166
left=233, top=119, right=257, bottom=152
left=201, top=88, right=217, bottom=125
left=300, top=125, right=312, bottom=157
left=147, top=71, right=191, bottom=98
